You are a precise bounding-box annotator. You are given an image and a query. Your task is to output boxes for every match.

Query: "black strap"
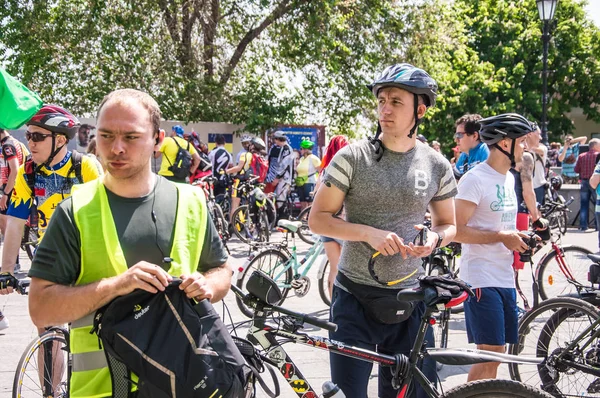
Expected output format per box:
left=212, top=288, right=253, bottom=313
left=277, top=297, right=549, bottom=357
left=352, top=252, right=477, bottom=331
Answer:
left=166, top=137, right=190, bottom=167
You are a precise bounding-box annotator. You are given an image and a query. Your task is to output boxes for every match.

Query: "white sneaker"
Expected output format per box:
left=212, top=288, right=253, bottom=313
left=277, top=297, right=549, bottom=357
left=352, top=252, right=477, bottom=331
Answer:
left=0, top=314, right=9, bottom=331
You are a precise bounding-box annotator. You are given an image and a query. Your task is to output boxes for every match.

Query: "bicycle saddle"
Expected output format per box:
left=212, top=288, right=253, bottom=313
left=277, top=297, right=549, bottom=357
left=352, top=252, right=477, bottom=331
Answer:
left=277, top=219, right=302, bottom=233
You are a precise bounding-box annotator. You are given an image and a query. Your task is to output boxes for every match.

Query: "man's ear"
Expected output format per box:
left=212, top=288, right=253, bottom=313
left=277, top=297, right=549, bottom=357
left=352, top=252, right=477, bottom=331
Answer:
left=417, top=103, right=427, bottom=119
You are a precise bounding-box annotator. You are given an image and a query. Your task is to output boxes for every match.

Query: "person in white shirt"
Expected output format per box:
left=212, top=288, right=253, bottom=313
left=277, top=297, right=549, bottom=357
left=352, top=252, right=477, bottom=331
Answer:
left=454, top=113, right=538, bottom=382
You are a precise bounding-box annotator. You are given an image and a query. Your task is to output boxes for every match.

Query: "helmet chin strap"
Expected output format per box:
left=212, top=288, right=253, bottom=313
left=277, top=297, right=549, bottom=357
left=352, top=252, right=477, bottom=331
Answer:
left=408, top=94, right=422, bottom=139
left=35, top=135, right=66, bottom=174
left=493, top=139, right=517, bottom=168
left=368, top=123, right=384, bottom=162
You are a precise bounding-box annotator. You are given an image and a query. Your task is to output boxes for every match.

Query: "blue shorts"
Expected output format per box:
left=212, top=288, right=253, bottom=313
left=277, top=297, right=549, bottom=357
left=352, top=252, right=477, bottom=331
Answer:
left=296, top=183, right=315, bottom=202
left=321, top=236, right=343, bottom=244
left=465, top=287, right=518, bottom=346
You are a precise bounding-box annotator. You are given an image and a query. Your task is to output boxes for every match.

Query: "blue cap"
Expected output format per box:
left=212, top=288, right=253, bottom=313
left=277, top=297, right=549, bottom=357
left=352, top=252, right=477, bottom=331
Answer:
left=172, top=125, right=184, bottom=137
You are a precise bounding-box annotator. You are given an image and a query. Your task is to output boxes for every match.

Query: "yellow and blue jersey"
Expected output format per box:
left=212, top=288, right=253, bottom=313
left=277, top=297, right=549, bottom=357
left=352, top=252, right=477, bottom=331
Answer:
left=7, top=152, right=103, bottom=237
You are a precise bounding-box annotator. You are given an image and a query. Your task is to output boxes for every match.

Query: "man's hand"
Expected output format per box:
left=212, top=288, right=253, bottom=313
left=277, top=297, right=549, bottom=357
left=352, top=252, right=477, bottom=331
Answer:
left=500, top=231, right=530, bottom=252
left=366, top=229, right=408, bottom=258
left=407, top=224, right=437, bottom=258
left=0, top=195, right=8, bottom=211
left=179, top=272, right=213, bottom=301
left=113, top=261, right=172, bottom=296
left=532, top=217, right=549, bottom=231
left=0, top=272, right=18, bottom=295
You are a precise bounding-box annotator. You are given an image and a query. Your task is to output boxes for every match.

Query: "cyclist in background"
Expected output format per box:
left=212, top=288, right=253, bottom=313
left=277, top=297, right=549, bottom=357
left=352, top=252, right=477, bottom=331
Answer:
left=296, top=139, right=321, bottom=210
left=454, top=113, right=537, bottom=382
left=0, top=128, right=29, bottom=236
left=0, top=105, right=103, bottom=323
left=309, top=63, right=456, bottom=398
left=453, top=114, right=488, bottom=178
left=155, top=124, right=201, bottom=183
left=526, top=123, right=548, bottom=205
left=268, top=131, right=295, bottom=215
left=265, top=130, right=293, bottom=194
left=226, top=137, right=266, bottom=221
left=236, top=134, right=252, bottom=163
left=208, top=134, right=233, bottom=196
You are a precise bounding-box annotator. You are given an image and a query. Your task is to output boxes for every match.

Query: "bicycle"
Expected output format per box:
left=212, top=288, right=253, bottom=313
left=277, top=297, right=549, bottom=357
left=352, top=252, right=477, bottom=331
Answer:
left=235, top=219, right=331, bottom=317
left=193, top=175, right=231, bottom=246
left=231, top=176, right=273, bottom=244
left=231, top=270, right=553, bottom=397
left=507, top=295, right=600, bottom=397
left=21, top=216, right=39, bottom=261
left=540, top=195, right=573, bottom=236
left=12, top=279, right=71, bottom=398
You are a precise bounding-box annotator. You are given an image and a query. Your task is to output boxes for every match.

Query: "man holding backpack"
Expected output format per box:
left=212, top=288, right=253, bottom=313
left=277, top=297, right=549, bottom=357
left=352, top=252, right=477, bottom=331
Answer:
left=27, top=89, right=234, bottom=397
left=156, top=124, right=201, bottom=183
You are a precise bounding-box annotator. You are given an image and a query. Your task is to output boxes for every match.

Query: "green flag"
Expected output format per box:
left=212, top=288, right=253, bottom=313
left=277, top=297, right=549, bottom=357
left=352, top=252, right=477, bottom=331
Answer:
left=0, top=68, right=43, bottom=130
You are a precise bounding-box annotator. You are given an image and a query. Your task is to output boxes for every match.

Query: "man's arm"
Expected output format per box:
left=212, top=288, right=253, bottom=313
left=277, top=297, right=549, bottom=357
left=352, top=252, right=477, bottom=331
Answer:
left=309, top=182, right=409, bottom=257
left=0, top=158, right=19, bottom=211
left=190, top=152, right=200, bottom=174
left=574, top=155, right=582, bottom=174
left=573, top=136, right=587, bottom=145
left=29, top=261, right=173, bottom=327
left=453, top=199, right=528, bottom=252
left=179, top=262, right=232, bottom=303
left=591, top=172, right=600, bottom=189
left=428, top=198, right=457, bottom=247
left=521, top=153, right=540, bottom=221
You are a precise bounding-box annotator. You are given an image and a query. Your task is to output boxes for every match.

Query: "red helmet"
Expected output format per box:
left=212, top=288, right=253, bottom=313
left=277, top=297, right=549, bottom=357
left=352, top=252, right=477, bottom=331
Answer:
left=27, top=104, right=80, bottom=139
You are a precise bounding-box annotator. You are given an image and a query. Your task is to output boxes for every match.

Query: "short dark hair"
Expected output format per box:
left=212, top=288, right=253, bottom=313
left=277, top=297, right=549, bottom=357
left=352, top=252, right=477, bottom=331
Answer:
left=455, top=114, right=482, bottom=139
left=215, top=134, right=225, bottom=145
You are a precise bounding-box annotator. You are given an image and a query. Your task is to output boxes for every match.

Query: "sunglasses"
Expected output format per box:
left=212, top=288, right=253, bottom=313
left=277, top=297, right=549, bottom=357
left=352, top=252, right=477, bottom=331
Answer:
left=454, top=132, right=467, bottom=139
left=26, top=131, right=54, bottom=142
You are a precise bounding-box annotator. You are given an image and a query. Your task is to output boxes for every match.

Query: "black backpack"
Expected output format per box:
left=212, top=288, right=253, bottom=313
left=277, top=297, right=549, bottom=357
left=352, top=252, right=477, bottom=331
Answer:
left=167, top=138, right=193, bottom=180
left=93, top=281, right=247, bottom=398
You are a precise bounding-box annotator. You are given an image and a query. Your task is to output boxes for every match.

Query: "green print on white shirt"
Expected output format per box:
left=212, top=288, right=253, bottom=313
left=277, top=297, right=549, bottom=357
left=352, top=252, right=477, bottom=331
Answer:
left=490, top=184, right=517, bottom=212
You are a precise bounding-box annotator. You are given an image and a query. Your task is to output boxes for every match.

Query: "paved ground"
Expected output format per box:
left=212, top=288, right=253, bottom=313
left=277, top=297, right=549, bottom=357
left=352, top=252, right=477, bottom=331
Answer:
left=1, top=227, right=598, bottom=397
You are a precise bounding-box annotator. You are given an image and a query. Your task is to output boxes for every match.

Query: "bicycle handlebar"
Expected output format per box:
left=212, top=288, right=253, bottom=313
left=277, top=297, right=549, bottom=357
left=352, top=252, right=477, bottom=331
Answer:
left=14, top=278, right=30, bottom=295
left=230, top=284, right=338, bottom=332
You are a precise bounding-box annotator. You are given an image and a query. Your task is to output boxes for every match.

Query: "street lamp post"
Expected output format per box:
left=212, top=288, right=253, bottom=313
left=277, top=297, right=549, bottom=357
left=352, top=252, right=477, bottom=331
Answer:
left=537, top=0, right=558, bottom=146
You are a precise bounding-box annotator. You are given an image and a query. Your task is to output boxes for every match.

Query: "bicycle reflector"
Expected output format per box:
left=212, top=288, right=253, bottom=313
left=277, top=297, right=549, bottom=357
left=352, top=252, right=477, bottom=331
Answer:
left=368, top=252, right=418, bottom=287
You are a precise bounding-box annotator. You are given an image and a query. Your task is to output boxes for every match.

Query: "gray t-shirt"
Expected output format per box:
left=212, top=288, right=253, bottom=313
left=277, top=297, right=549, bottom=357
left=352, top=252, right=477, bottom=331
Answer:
left=322, top=139, right=457, bottom=289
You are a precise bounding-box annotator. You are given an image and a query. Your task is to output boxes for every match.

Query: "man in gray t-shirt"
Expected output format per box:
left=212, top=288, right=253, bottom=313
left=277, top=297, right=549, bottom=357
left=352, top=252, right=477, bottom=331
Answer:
left=310, top=64, right=457, bottom=398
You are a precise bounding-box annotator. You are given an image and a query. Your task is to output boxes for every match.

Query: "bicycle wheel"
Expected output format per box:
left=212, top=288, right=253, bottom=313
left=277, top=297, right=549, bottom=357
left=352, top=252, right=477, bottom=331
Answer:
left=537, top=245, right=593, bottom=301
left=317, top=258, right=331, bottom=306
left=232, top=206, right=269, bottom=244
left=13, top=331, right=68, bottom=398
left=21, top=224, right=39, bottom=261
left=443, top=379, right=553, bottom=397
left=296, top=206, right=315, bottom=245
left=210, top=203, right=229, bottom=241
left=508, top=297, right=600, bottom=396
left=235, top=249, right=293, bottom=318
left=558, top=211, right=568, bottom=235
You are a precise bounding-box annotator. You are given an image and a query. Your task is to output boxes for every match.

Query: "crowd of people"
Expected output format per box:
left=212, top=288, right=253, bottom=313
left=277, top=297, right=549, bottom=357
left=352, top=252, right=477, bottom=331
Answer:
left=0, top=60, right=597, bottom=398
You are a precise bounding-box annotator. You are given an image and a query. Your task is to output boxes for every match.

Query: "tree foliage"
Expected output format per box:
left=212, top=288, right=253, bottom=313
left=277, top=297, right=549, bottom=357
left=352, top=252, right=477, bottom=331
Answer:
left=0, top=0, right=598, bottom=144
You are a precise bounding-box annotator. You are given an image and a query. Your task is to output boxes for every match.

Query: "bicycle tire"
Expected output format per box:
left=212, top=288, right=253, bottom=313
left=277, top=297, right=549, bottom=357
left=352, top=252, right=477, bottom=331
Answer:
left=265, top=197, right=277, bottom=229
left=558, top=211, right=568, bottom=235
left=317, top=259, right=331, bottom=307
left=296, top=206, right=315, bottom=245
left=21, top=224, right=38, bottom=261
left=507, top=297, right=600, bottom=394
left=442, top=379, right=553, bottom=397
left=13, top=331, right=68, bottom=398
left=211, top=203, right=229, bottom=241
left=235, top=249, right=293, bottom=318
left=537, top=245, right=592, bottom=301
left=232, top=206, right=270, bottom=244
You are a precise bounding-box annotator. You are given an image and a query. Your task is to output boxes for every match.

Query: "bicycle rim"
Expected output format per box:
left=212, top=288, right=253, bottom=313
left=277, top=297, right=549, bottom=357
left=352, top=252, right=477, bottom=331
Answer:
left=235, top=249, right=292, bottom=318
left=296, top=206, right=315, bottom=245
left=508, top=297, right=600, bottom=396
left=317, top=260, right=331, bottom=306
left=13, top=332, right=68, bottom=398
left=443, top=379, right=553, bottom=397
left=537, top=245, right=592, bottom=300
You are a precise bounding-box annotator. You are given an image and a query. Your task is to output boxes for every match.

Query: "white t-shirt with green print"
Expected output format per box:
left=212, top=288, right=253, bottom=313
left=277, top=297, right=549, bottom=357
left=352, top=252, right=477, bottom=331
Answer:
left=457, top=162, right=517, bottom=289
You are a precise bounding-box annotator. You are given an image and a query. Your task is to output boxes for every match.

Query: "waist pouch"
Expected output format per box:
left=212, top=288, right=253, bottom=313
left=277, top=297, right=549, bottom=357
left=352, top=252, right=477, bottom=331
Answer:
left=337, top=272, right=414, bottom=324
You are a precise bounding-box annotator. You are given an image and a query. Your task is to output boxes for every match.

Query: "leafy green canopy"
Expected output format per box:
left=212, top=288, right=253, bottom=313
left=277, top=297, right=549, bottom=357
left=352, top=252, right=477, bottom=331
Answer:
left=1, top=0, right=598, bottom=144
